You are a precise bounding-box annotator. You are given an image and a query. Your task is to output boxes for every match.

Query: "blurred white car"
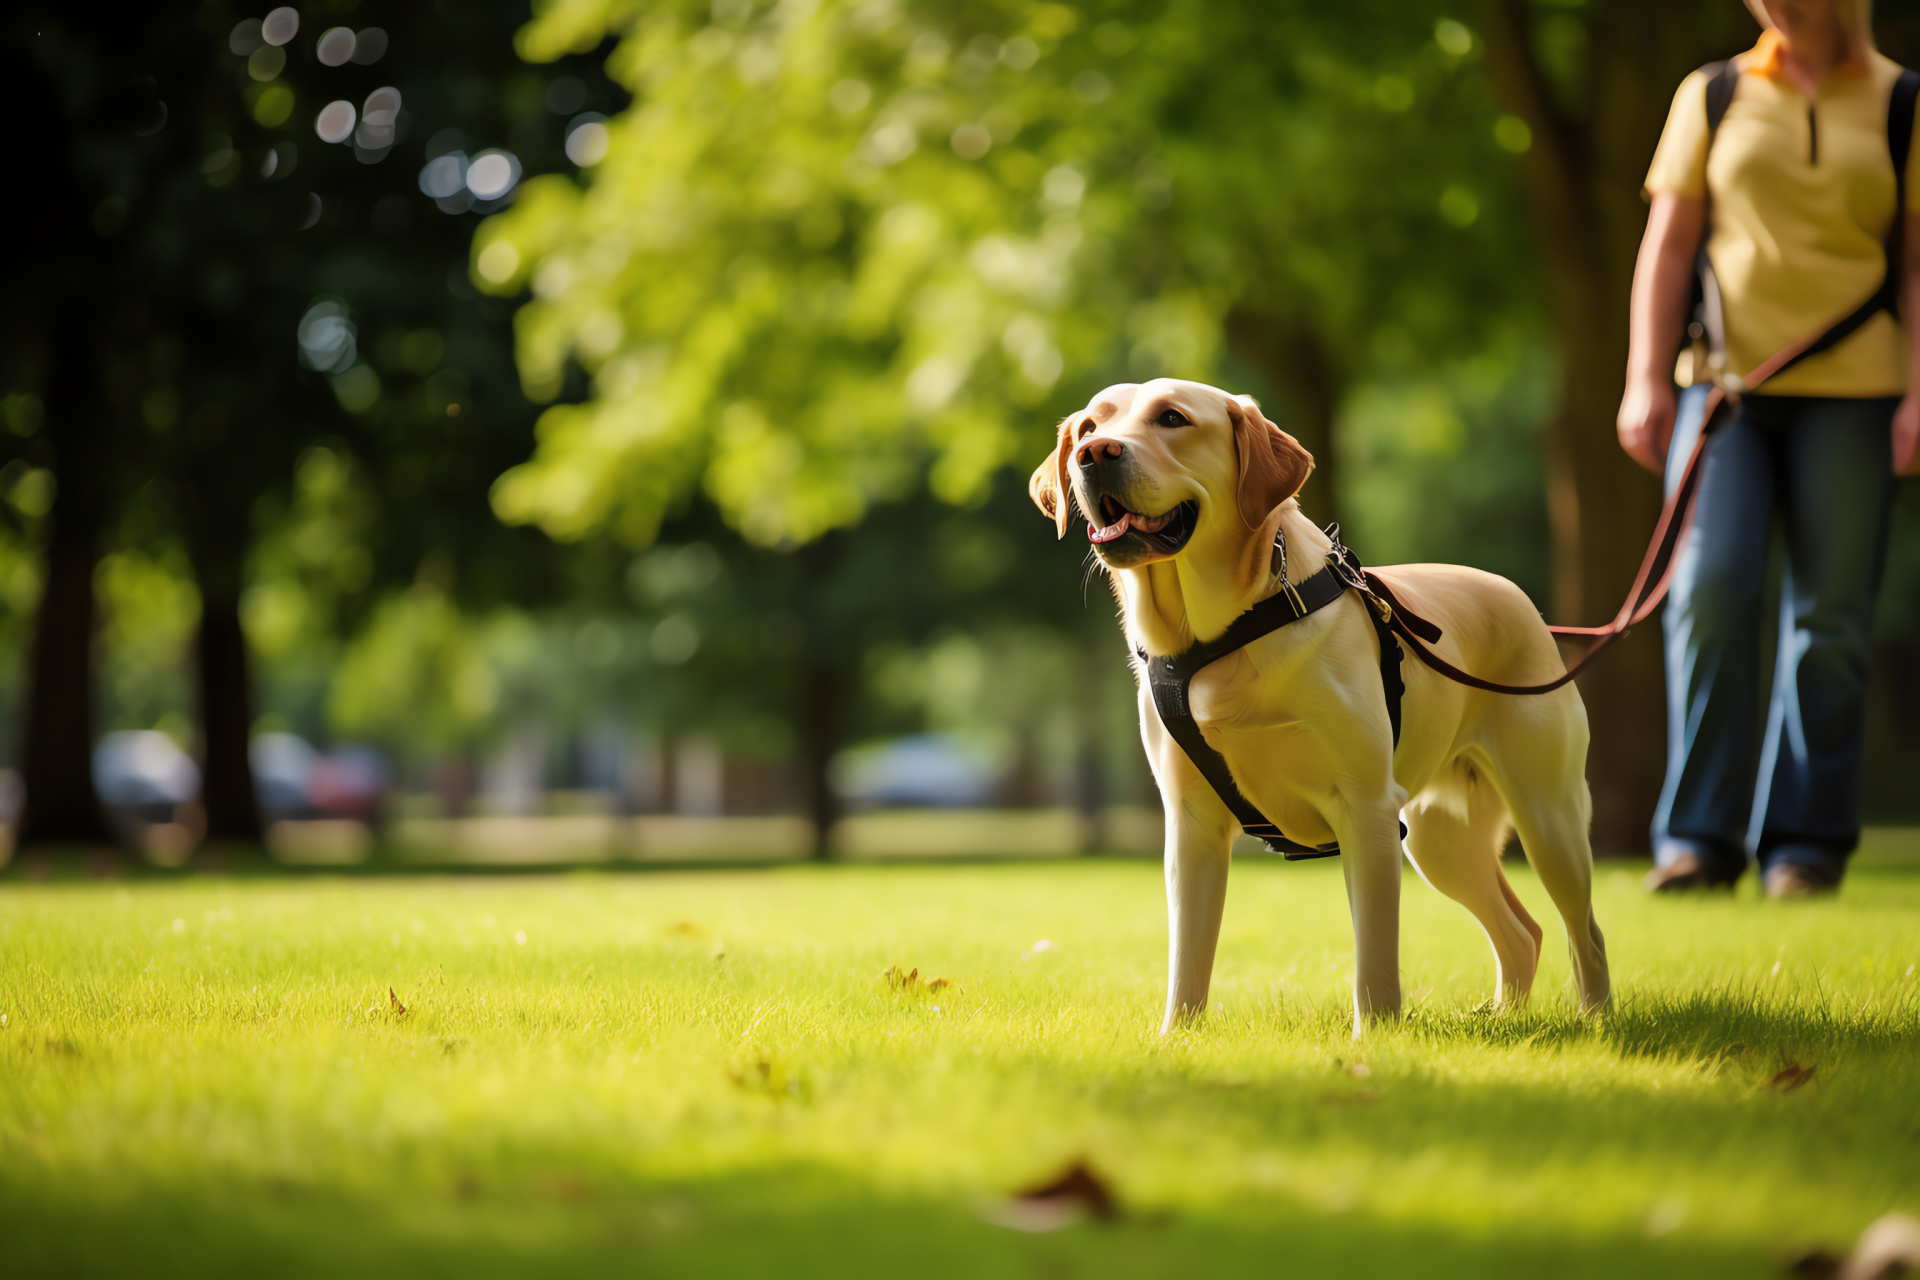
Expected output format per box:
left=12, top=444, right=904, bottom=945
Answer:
left=834, top=734, right=1001, bottom=809
left=93, top=730, right=200, bottom=824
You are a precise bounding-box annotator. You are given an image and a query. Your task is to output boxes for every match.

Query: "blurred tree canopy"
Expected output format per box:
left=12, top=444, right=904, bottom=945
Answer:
left=477, top=0, right=1532, bottom=547
left=7, top=0, right=1920, bottom=859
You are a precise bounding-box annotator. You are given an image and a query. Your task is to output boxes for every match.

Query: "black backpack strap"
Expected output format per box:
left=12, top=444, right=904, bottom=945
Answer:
left=1702, top=59, right=1740, bottom=141
left=1768, top=66, right=1920, bottom=380
left=1690, top=60, right=1742, bottom=367
left=1887, top=68, right=1917, bottom=319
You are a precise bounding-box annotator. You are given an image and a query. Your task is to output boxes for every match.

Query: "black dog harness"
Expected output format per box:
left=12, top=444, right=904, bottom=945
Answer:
left=1141, top=540, right=1405, bottom=860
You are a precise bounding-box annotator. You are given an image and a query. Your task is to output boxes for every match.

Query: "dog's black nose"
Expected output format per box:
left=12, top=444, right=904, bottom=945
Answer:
left=1077, top=438, right=1125, bottom=470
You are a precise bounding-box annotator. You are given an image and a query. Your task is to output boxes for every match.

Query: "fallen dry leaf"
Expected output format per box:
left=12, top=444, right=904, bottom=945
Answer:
left=882, top=966, right=955, bottom=997
left=980, top=1169, right=1115, bottom=1232
left=1771, top=1063, right=1815, bottom=1092
left=1017, top=1160, right=1119, bottom=1220
left=1787, top=1248, right=1843, bottom=1279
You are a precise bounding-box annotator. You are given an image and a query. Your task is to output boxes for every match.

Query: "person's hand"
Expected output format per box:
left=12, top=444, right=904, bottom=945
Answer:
left=1894, top=392, right=1920, bottom=476
left=1617, top=373, right=1676, bottom=475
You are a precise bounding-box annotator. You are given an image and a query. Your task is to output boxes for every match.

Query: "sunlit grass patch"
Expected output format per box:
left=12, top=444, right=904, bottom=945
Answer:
left=2, top=841, right=1917, bottom=1278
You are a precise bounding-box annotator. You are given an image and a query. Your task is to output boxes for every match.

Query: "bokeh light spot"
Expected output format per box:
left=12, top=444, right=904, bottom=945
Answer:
left=950, top=123, right=990, bottom=159
left=248, top=44, right=287, bottom=82
left=476, top=241, right=520, bottom=284
left=134, top=98, right=168, bottom=137
left=418, top=153, right=467, bottom=199
left=316, top=27, right=356, bottom=66
left=1438, top=185, right=1480, bottom=227
left=331, top=364, right=381, bottom=415
left=465, top=150, right=521, bottom=200
left=564, top=118, right=609, bottom=166
left=297, top=300, right=357, bottom=372
left=252, top=83, right=294, bottom=128
left=362, top=86, right=402, bottom=125
left=1435, top=19, right=1474, bottom=57
left=228, top=19, right=264, bottom=56
left=350, top=28, right=389, bottom=64
left=315, top=101, right=356, bottom=144
left=828, top=79, right=870, bottom=114
left=263, top=141, right=297, bottom=180
left=1494, top=114, right=1532, bottom=154
left=261, top=6, right=300, bottom=46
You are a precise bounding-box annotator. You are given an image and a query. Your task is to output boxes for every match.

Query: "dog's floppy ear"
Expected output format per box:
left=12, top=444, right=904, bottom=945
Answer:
left=1228, top=395, right=1314, bottom=529
left=1028, top=415, right=1077, bottom=539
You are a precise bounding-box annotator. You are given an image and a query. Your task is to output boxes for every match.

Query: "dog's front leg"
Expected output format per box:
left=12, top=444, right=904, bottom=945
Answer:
left=1161, top=797, right=1236, bottom=1033
left=1335, top=801, right=1406, bottom=1035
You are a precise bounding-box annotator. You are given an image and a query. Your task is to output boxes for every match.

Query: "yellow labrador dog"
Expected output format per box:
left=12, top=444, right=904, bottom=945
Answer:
left=1030, top=379, right=1609, bottom=1035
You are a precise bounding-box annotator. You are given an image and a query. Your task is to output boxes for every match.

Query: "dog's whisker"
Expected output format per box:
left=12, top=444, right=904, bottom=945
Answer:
left=1080, top=549, right=1104, bottom=606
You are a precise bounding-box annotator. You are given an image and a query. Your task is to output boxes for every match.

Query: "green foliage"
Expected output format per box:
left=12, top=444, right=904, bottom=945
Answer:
left=4, top=849, right=1920, bottom=1275
left=326, top=587, right=507, bottom=758
left=481, top=0, right=1537, bottom=551
left=1341, top=333, right=1554, bottom=601
left=95, top=546, right=200, bottom=739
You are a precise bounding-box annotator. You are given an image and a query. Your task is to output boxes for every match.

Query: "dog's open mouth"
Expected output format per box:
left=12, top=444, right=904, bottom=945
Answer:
left=1087, top=497, right=1198, bottom=555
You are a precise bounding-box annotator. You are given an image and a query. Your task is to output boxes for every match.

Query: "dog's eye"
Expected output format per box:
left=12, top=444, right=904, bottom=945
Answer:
left=1155, top=408, right=1190, bottom=428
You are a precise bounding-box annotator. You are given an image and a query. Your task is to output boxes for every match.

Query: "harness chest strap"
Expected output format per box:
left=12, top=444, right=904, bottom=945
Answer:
left=1141, top=548, right=1406, bottom=860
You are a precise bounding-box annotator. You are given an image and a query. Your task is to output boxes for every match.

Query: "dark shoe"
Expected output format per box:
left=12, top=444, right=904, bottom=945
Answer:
left=1645, top=852, right=1737, bottom=892
left=1764, top=864, right=1837, bottom=899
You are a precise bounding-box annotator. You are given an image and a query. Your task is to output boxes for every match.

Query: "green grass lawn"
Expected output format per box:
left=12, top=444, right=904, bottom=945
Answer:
left=4, top=839, right=1919, bottom=1279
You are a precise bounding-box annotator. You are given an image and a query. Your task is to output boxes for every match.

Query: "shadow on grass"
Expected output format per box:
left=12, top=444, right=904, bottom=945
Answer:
left=2, top=1156, right=1771, bottom=1280
left=1363, top=984, right=1920, bottom=1063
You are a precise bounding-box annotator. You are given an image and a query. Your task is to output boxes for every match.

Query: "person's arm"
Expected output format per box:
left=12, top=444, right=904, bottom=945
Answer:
left=1895, top=212, right=1920, bottom=476
left=1617, top=192, right=1706, bottom=474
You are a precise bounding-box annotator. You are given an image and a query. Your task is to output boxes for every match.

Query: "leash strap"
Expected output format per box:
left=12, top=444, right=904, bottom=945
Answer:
left=1142, top=553, right=1406, bottom=860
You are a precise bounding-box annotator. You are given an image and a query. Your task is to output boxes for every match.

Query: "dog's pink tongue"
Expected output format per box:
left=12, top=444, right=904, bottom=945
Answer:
left=1088, top=512, right=1133, bottom=544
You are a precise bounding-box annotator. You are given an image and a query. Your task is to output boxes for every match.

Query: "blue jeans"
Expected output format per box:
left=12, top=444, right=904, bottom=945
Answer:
left=1652, top=387, right=1899, bottom=884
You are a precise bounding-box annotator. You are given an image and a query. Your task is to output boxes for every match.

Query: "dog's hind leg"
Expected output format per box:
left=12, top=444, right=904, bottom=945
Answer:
left=1403, top=774, right=1542, bottom=1007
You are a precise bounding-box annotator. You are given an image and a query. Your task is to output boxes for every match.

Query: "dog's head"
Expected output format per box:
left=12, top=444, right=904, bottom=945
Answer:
left=1028, top=379, right=1314, bottom=569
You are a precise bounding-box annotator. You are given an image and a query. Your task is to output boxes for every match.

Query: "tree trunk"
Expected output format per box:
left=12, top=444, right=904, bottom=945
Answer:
left=194, top=581, right=264, bottom=846
left=1482, top=0, right=1749, bottom=854
left=1225, top=311, right=1343, bottom=533
left=798, top=656, right=846, bottom=860
left=16, top=531, right=112, bottom=847
left=16, top=320, right=114, bottom=850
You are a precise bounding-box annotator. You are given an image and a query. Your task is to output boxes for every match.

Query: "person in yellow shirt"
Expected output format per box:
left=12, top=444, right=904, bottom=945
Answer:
left=1619, top=0, right=1918, bottom=897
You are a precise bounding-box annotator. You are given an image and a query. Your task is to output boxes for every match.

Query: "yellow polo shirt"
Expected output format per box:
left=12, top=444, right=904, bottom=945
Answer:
left=1645, top=32, right=1919, bottom=396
